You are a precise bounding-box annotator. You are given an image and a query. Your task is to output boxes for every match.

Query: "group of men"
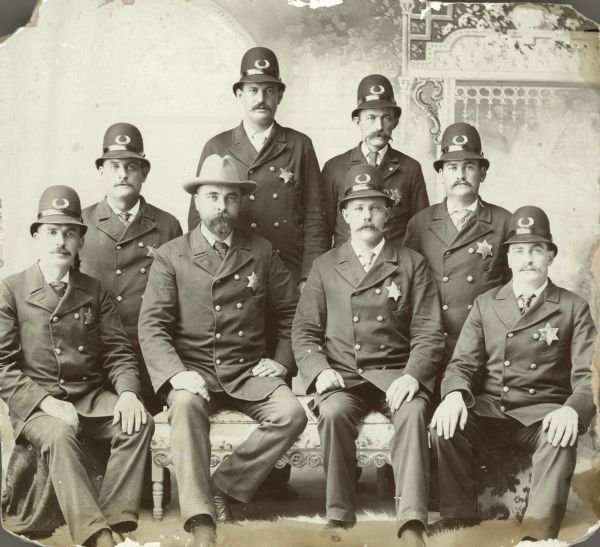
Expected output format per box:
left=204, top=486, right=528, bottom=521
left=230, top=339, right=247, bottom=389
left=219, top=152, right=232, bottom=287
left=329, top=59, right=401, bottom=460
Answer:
left=0, top=46, right=596, bottom=547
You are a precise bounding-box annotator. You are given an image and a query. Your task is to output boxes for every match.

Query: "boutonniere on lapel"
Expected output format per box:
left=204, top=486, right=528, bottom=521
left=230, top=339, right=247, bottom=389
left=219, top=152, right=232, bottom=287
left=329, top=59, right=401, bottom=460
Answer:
left=475, top=239, right=493, bottom=259
left=246, top=271, right=260, bottom=293
left=146, top=245, right=158, bottom=258
left=279, top=167, right=295, bottom=185
left=83, top=306, right=95, bottom=327
left=538, top=322, right=559, bottom=346
left=385, top=280, right=402, bottom=302
left=384, top=188, right=402, bottom=206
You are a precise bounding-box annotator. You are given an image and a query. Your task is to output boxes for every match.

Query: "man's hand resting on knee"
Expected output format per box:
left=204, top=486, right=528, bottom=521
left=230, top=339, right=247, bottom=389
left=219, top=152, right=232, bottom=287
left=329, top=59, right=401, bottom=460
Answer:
left=430, top=391, right=468, bottom=440
left=170, top=370, right=210, bottom=401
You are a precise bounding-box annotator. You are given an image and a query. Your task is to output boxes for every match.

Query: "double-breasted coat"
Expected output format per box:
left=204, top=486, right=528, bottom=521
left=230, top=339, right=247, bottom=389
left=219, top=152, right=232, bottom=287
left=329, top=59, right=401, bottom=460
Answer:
left=0, top=265, right=142, bottom=438
left=138, top=227, right=299, bottom=400
left=186, top=122, right=330, bottom=281
left=403, top=199, right=512, bottom=355
left=322, top=144, right=429, bottom=247
left=292, top=240, right=445, bottom=398
left=441, top=280, right=596, bottom=429
left=80, top=197, right=182, bottom=409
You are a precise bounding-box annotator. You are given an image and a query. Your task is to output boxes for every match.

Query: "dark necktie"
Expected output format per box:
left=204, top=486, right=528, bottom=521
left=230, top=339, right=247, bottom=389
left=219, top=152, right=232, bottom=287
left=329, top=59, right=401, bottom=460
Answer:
left=213, top=241, right=229, bottom=261
left=518, top=294, right=535, bottom=315
left=49, top=281, right=67, bottom=298
left=450, top=209, right=473, bottom=231
left=118, top=211, right=132, bottom=227
left=367, top=151, right=379, bottom=166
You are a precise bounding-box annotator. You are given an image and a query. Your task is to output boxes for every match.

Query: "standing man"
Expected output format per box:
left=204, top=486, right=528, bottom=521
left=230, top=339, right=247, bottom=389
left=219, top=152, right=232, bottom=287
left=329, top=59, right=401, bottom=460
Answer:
left=187, top=46, right=330, bottom=286
left=403, top=122, right=512, bottom=363
left=0, top=186, right=153, bottom=547
left=292, top=164, right=444, bottom=547
left=430, top=206, right=596, bottom=541
left=139, top=155, right=307, bottom=547
left=80, top=122, right=182, bottom=414
left=322, top=74, right=429, bottom=247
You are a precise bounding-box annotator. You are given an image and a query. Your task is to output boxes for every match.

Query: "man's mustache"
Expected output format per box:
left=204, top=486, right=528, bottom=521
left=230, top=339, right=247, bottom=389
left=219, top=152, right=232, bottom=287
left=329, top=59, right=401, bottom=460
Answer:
left=253, top=103, right=271, bottom=111
left=358, top=224, right=382, bottom=231
left=452, top=179, right=472, bottom=188
left=367, top=131, right=391, bottom=141
left=52, top=249, right=71, bottom=256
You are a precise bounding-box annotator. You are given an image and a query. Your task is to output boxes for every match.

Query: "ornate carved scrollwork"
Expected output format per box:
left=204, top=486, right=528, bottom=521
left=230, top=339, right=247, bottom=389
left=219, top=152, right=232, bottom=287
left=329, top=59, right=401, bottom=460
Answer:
left=153, top=451, right=172, bottom=467
left=413, top=78, right=444, bottom=144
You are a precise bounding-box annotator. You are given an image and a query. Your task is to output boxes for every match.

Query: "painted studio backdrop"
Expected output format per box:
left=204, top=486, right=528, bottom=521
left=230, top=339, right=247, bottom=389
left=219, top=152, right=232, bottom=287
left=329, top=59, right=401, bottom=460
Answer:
left=0, top=0, right=600, bottom=545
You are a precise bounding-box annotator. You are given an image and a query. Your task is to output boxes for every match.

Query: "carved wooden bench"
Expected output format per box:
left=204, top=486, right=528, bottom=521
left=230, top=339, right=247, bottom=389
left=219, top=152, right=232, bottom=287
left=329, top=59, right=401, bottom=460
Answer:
left=150, top=395, right=394, bottom=520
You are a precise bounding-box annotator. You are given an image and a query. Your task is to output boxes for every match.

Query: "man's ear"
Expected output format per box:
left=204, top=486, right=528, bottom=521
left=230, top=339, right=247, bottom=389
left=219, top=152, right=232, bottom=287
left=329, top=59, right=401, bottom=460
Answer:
left=142, top=164, right=151, bottom=182
left=341, top=207, right=350, bottom=225
left=480, top=165, right=487, bottom=182
left=392, top=114, right=400, bottom=130
left=352, top=115, right=361, bottom=129
left=277, top=89, right=284, bottom=105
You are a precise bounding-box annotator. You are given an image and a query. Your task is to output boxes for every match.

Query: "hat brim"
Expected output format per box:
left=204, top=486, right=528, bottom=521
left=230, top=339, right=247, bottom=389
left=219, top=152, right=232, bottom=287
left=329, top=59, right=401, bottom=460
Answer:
left=352, top=101, right=401, bottom=119
left=503, top=234, right=557, bottom=254
left=338, top=189, right=394, bottom=211
left=433, top=151, right=490, bottom=172
left=30, top=216, right=88, bottom=236
left=182, top=179, right=257, bottom=196
left=95, top=151, right=151, bottom=169
left=233, top=75, right=286, bottom=94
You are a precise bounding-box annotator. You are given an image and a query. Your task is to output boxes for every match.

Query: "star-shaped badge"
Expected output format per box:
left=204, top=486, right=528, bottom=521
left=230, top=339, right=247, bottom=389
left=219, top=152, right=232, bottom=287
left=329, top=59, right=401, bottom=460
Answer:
left=247, top=271, right=259, bottom=293
left=83, top=306, right=94, bottom=326
left=385, top=280, right=402, bottom=302
left=146, top=245, right=157, bottom=258
left=384, top=188, right=402, bottom=206
left=475, top=239, right=493, bottom=259
left=538, top=323, right=559, bottom=346
left=279, top=167, right=295, bottom=184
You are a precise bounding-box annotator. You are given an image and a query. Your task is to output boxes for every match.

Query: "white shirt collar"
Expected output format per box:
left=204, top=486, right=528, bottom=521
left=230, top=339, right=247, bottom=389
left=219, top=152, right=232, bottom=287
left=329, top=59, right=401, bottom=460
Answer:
left=361, top=143, right=388, bottom=165
left=512, top=279, right=549, bottom=300
left=38, top=261, right=69, bottom=285
left=106, top=197, right=141, bottom=218
left=200, top=223, right=234, bottom=248
left=243, top=121, right=274, bottom=149
left=351, top=236, right=385, bottom=263
left=447, top=199, right=478, bottom=215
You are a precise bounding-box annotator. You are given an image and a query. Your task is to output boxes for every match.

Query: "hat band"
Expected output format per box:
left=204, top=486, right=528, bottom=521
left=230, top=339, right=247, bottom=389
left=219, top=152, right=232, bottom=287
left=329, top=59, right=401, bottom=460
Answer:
left=441, top=145, right=484, bottom=155
left=344, top=183, right=384, bottom=197
left=38, top=208, right=83, bottom=222
left=507, top=227, right=552, bottom=240
left=241, top=69, right=280, bottom=78
left=104, top=144, right=145, bottom=156
left=357, top=94, right=396, bottom=106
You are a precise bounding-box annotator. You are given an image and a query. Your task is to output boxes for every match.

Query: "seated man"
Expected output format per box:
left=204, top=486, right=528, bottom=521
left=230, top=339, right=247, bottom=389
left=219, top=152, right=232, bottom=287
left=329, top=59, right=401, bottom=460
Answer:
left=138, top=155, right=307, bottom=547
left=292, top=164, right=445, bottom=547
left=0, top=185, right=153, bottom=547
left=430, top=206, right=596, bottom=541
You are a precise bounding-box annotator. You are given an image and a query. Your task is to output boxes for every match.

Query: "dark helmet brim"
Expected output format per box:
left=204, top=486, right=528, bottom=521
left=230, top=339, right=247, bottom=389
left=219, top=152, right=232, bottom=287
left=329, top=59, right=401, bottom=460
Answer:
left=30, top=216, right=88, bottom=236
left=433, top=150, right=490, bottom=172
left=338, top=189, right=394, bottom=211
left=352, top=101, right=401, bottom=119
left=95, top=150, right=151, bottom=169
left=502, top=234, right=557, bottom=255
left=232, top=75, right=286, bottom=95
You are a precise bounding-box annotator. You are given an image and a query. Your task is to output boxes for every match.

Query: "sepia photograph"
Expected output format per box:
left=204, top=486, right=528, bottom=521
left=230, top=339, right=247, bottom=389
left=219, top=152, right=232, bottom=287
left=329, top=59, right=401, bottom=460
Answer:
left=1, top=1, right=600, bottom=546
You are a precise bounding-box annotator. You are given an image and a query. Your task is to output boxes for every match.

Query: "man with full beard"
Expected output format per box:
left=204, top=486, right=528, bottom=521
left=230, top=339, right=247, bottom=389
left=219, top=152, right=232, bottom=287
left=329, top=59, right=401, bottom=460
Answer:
left=322, top=74, right=429, bottom=247
left=139, top=155, right=307, bottom=547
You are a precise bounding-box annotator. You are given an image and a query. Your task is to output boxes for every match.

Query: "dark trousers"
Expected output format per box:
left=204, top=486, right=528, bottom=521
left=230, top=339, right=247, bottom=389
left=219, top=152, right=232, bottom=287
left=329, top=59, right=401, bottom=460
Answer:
left=21, top=413, right=154, bottom=545
left=431, top=412, right=577, bottom=539
left=315, top=383, right=430, bottom=529
left=166, top=386, right=307, bottom=531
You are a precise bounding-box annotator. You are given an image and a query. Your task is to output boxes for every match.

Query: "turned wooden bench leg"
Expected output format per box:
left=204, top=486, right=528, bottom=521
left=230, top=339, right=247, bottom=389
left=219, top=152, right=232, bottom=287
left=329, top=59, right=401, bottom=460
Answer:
left=376, top=466, right=386, bottom=500
left=151, top=453, right=165, bottom=520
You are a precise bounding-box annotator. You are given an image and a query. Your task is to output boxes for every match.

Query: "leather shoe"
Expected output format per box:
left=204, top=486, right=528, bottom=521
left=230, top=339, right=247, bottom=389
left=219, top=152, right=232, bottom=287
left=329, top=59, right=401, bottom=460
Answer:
left=323, top=520, right=354, bottom=543
left=398, top=521, right=426, bottom=547
left=426, top=517, right=481, bottom=535
left=83, top=528, right=116, bottom=547
left=213, top=489, right=236, bottom=524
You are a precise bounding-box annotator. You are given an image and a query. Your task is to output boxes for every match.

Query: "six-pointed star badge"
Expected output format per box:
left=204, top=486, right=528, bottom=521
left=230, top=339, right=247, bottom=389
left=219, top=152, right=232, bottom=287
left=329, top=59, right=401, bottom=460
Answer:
left=386, top=280, right=401, bottom=302
left=247, top=271, right=259, bottom=293
left=475, top=239, right=493, bottom=259
left=538, top=323, right=559, bottom=346
left=279, top=167, right=294, bottom=184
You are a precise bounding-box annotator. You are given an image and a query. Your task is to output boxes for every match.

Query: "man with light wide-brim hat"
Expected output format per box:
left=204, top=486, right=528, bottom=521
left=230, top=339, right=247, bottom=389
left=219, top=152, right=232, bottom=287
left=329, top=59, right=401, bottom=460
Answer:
left=140, top=154, right=306, bottom=547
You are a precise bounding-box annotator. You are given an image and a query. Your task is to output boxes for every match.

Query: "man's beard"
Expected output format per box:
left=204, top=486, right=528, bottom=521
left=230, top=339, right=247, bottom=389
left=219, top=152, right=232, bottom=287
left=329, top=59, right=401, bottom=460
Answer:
left=206, top=213, right=233, bottom=239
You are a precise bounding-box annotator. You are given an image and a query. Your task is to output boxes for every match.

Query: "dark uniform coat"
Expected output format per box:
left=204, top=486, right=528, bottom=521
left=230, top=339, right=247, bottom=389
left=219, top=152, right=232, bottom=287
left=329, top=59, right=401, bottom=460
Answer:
left=187, top=122, right=330, bottom=281
left=322, top=144, right=429, bottom=247
left=292, top=241, right=445, bottom=398
left=441, top=280, right=596, bottom=429
left=80, top=197, right=181, bottom=410
left=403, top=199, right=512, bottom=354
left=138, top=227, right=299, bottom=401
left=0, top=265, right=142, bottom=438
